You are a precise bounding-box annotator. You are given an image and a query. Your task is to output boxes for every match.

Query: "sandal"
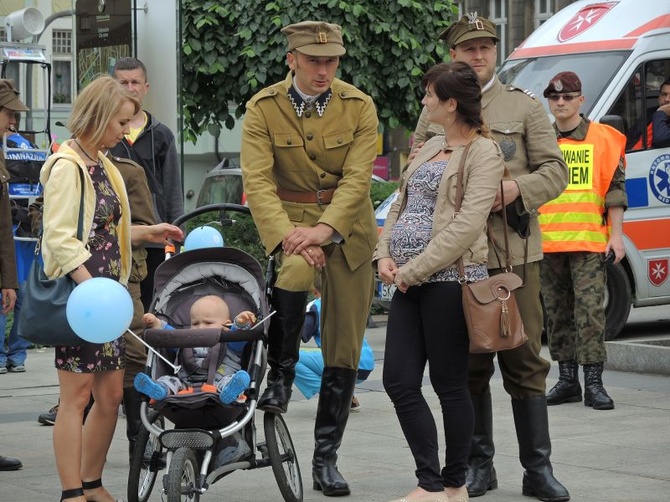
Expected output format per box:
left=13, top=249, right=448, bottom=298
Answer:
left=61, top=487, right=84, bottom=501
left=82, top=479, right=124, bottom=502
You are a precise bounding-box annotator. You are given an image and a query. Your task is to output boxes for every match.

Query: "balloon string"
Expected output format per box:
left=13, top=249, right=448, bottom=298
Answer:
left=126, top=310, right=277, bottom=375
left=126, top=328, right=182, bottom=374
left=223, top=309, right=277, bottom=329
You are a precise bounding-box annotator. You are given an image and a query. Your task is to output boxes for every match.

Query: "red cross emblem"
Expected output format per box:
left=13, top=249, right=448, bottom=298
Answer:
left=558, top=3, right=615, bottom=43
left=648, top=258, right=669, bottom=287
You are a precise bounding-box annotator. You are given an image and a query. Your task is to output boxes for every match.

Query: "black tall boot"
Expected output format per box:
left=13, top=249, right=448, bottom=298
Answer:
left=258, top=288, right=308, bottom=413
left=583, top=363, right=614, bottom=410
left=123, top=387, right=144, bottom=464
left=546, top=360, right=582, bottom=405
left=512, top=397, right=570, bottom=502
left=312, top=367, right=357, bottom=497
left=467, top=392, right=498, bottom=497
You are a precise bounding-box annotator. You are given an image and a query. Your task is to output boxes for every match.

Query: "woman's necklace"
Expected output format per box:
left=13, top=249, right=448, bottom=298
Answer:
left=73, top=139, right=99, bottom=164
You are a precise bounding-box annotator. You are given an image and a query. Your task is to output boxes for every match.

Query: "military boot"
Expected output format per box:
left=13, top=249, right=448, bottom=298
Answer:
left=123, top=387, right=144, bottom=464
left=466, top=392, right=498, bottom=497
left=546, top=360, right=581, bottom=405
left=512, top=397, right=570, bottom=501
left=257, top=288, right=308, bottom=414
left=583, top=362, right=614, bottom=410
left=312, top=367, right=357, bottom=497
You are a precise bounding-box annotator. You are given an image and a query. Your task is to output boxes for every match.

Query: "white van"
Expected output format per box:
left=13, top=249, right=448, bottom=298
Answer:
left=498, top=0, right=670, bottom=339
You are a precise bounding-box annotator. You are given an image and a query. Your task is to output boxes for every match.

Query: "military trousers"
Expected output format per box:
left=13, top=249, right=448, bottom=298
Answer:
left=275, top=243, right=374, bottom=370
left=540, top=251, right=607, bottom=364
left=468, top=261, right=551, bottom=398
left=123, top=280, right=147, bottom=388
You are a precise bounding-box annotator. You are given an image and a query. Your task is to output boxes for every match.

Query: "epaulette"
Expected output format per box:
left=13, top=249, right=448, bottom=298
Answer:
left=110, top=155, right=136, bottom=165
left=109, top=155, right=143, bottom=169
left=337, top=88, right=367, bottom=101
left=248, top=86, right=281, bottom=105
left=505, top=84, right=536, bottom=100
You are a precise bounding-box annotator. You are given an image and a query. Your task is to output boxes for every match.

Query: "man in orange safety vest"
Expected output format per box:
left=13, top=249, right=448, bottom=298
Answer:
left=539, top=71, right=627, bottom=411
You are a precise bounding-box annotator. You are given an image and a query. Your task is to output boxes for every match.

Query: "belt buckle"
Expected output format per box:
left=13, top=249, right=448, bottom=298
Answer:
left=316, top=189, right=326, bottom=205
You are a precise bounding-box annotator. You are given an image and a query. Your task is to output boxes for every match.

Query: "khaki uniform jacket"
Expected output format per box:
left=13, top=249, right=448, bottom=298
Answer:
left=0, top=151, right=18, bottom=290
left=414, top=75, right=568, bottom=267
left=373, top=135, right=504, bottom=286
left=241, top=73, right=379, bottom=271
left=39, top=141, right=132, bottom=283
left=110, top=155, right=155, bottom=282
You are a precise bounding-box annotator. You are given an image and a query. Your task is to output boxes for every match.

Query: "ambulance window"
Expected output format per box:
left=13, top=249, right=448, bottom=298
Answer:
left=613, top=59, right=670, bottom=152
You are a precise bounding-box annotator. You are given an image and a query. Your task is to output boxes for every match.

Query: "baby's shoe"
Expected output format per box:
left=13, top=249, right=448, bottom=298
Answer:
left=134, top=373, right=168, bottom=401
left=220, top=371, right=251, bottom=404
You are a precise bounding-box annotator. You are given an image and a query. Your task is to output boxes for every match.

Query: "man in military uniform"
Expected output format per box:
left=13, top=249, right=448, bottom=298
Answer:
left=0, top=81, right=26, bottom=370
left=0, top=80, right=24, bottom=472
left=241, top=21, right=378, bottom=497
left=413, top=14, right=570, bottom=501
left=112, top=155, right=162, bottom=463
left=540, top=71, right=626, bottom=411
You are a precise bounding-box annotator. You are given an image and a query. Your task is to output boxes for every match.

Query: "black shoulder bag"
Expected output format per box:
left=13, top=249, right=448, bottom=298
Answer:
left=18, top=169, right=86, bottom=347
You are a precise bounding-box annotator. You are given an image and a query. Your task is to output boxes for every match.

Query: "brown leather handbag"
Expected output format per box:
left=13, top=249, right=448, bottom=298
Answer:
left=454, top=144, right=528, bottom=354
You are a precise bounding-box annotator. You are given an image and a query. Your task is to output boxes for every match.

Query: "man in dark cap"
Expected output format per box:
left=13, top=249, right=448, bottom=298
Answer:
left=0, top=80, right=28, bottom=375
left=413, top=13, right=570, bottom=502
left=539, top=71, right=626, bottom=412
left=241, top=20, right=378, bottom=497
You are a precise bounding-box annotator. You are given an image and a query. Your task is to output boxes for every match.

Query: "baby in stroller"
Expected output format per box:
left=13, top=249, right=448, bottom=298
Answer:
left=134, top=295, right=256, bottom=405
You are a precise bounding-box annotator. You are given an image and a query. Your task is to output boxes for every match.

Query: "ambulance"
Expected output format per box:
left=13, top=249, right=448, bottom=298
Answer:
left=498, top=0, right=670, bottom=339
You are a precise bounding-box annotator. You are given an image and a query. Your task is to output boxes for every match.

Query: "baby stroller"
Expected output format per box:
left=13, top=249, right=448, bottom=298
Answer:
left=127, top=204, right=302, bottom=502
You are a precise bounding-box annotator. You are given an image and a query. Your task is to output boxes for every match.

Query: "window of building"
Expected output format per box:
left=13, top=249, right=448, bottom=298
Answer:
left=52, top=29, right=73, bottom=105
left=52, top=29, right=72, bottom=55
left=535, top=0, right=554, bottom=28
left=456, top=2, right=465, bottom=17
left=0, top=29, right=20, bottom=87
left=489, top=0, right=507, bottom=65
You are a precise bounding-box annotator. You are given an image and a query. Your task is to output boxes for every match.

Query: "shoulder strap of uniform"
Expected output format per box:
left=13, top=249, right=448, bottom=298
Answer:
left=505, top=84, right=536, bottom=100
left=108, top=155, right=142, bottom=169
left=248, top=85, right=282, bottom=106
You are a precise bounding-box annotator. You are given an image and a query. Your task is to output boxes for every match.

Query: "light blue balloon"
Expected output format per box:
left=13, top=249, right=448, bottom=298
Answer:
left=66, top=277, right=134, bottom=343
left=184, top=226, right=224, bottom=250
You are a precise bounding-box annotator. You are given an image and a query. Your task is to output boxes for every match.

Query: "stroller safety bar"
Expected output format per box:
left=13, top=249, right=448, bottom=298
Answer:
left=144, top=324, right=266, bottom=348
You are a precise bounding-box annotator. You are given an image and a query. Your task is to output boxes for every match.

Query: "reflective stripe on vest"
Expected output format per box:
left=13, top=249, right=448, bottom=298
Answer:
left=539, top=122, right=625, bottom=253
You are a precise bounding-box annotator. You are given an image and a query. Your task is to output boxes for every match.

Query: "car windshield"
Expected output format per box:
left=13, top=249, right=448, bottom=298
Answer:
left=498, top=51, right=629, bottom=116
left=196, top=171, right=244, bottom=207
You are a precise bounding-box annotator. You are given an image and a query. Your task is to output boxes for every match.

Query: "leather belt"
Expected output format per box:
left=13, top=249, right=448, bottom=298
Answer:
left=276, top=187, right=335, bottom=205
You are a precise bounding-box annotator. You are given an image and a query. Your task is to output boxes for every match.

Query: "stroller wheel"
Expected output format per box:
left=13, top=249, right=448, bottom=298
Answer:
left=165, top=447, right=201, bottom=502
left=264, top=412, right=303, bottom=502
left=128, top=415, right=165, bottom=502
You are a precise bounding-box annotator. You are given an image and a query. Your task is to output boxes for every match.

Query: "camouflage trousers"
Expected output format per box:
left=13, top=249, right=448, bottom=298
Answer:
left=540, top=252, right=607, bottom=364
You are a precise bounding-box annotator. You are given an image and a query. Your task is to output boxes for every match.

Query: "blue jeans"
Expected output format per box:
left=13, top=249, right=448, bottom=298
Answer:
left=0, top=284, right=29, bottom=368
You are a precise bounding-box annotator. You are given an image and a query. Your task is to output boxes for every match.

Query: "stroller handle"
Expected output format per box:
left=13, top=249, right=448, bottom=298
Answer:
left=170, top=203, right=250, bottom=228
left=144, top=324, right=266, bottom=348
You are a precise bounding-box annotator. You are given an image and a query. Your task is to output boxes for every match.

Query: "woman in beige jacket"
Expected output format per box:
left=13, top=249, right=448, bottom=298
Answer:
left=374, top=62, right=504, bottom=502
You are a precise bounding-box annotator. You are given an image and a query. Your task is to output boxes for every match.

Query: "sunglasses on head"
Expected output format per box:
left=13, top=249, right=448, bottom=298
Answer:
left=547, top=93, right=581, bottom=102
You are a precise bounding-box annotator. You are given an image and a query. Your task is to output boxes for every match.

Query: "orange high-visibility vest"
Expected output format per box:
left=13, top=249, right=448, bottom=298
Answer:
left=539, top=122, right=626, bottom=253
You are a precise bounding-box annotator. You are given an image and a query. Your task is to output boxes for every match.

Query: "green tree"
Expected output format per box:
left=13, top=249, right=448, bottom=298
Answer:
left=181, top=0, right=456, bottom=143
